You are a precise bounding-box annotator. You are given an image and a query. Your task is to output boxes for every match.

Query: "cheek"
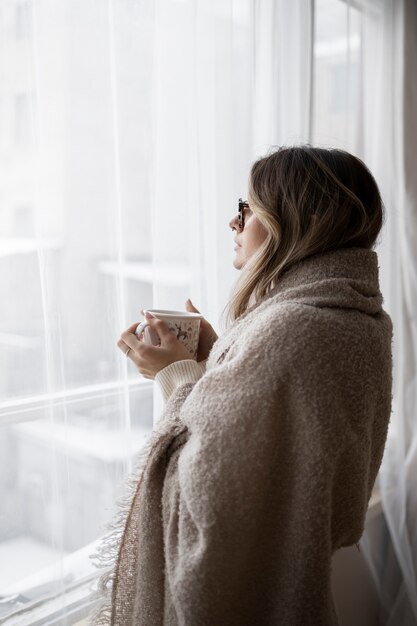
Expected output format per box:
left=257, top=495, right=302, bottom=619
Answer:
left=240, top=216, right=268, bottom=255
left=257, top=224, right=268, bottom=244
left=251, top=222, right=268, bottom=248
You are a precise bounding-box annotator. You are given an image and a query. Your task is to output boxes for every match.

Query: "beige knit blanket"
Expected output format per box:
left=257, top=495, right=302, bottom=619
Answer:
left=89, top=246, right=393, bottom=626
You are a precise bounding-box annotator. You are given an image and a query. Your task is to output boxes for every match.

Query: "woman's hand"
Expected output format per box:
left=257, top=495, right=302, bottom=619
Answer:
left=117, top=314, right=194, bottom=379
left=185, top=299, right=218, bottom=362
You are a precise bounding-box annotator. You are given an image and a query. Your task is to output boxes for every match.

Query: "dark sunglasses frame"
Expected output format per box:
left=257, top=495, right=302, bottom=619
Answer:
left=238, top=198, right=249, bottom=230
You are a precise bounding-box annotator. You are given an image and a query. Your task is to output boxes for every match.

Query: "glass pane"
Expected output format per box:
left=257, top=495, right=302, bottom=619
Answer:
left=0, top=0, right=156, bottom=402
left=0, top=384, right=152, bottom=620
left=313, top=0, right=361, bottom=151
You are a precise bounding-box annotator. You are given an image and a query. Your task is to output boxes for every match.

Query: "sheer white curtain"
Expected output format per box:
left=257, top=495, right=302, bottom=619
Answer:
left=150, top=0, right=312, bottom=331
left=358, top=1, right=417, bottom=624
left=0, top=0, right=311, bottom=622
left=313, top=2, right=417, bottom=623
left=151, top=0, right=313, bottom=423
left=2, top=0, right=415, bottom=623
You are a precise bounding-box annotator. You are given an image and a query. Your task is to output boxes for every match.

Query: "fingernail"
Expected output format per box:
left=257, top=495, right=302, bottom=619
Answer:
left=145, top=311, right=154, bottom=319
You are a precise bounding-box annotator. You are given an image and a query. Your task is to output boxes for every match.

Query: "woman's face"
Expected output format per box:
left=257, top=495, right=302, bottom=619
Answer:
left=229, top=199, right=268, bottom=269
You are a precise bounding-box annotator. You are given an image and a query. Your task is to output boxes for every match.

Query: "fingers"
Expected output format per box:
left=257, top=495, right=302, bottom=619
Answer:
left=185, top=299, right=213, bottom=332
left=117, top=338, right=132, bottom=356
left=117, top=322, right=148, bottom=356
left=118, top=316, right=172, bottom=358
left=145, top=316, right=174, bottom=342
left=185, top=298, right=200, bottom=313
left=138, top=312, right=175, bottom=341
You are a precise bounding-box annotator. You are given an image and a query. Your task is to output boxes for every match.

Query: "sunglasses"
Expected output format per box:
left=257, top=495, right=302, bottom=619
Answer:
left=238, top=197, right=250, bottom=230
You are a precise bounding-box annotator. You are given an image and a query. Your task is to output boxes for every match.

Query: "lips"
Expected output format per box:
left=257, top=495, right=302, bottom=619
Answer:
left=233, top=239, right=241, bottom=247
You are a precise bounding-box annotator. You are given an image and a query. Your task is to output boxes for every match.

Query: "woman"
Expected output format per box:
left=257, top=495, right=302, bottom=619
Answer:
left=91, top=146, right=393, bottom=625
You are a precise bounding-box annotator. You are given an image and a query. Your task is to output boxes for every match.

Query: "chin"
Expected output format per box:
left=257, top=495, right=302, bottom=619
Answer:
left=233, top=255, right=245, bottom=270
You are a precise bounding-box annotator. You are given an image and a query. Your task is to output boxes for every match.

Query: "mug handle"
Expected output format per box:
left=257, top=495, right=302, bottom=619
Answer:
left=135, top=320, right=149, bottom=338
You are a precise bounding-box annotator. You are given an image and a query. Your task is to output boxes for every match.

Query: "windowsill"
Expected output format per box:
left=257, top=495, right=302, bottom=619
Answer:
left=0, top=237, right=62, bottom=256
left=0, top=538, right=99, bottom=624
left=11, top=419, right=151, bottom=462
left=0, top=376, right=153, bottom=426
left=97, top=259, right=191, bottom=285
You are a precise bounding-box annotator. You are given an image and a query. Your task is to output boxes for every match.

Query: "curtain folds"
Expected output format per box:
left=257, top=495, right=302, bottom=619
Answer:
left=359, top=1, right=417, bottom=624
left=149, top=0, right=313, bottom=416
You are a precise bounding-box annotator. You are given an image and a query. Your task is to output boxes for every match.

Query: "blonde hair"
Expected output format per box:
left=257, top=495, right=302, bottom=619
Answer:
left=222, top=145, right=385, bottom=327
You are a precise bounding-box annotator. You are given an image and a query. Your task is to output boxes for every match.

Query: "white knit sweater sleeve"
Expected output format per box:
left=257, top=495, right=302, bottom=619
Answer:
left=155, top=359, right=208, bottom=403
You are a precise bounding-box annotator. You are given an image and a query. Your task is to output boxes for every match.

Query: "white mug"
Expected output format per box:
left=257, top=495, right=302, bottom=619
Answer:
left=135, top=309, right=203, bottom=360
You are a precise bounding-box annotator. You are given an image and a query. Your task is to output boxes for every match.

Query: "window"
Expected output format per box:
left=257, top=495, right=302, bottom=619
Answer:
left=0, top=1, right=159, bottom=621
left=15, top=1, right=32, bottom=41
left=0, top=0, right=377, bottom=622
left=12, top=205, right=35, bottom=237
left=14, top=93, right=35, bottom=148
left=313, top=0, right=361, bottom=150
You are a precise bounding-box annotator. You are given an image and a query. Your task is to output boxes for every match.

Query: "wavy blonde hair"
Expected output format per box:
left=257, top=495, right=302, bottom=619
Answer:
left=222, top=145, right=385, bottom=327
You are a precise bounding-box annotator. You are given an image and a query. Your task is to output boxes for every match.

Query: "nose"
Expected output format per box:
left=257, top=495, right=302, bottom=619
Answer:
left=229, top=213, right=240, bottom=232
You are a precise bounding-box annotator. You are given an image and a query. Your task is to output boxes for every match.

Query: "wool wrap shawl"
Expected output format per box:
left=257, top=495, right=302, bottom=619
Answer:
left=90, top=246, right=393, bottom=626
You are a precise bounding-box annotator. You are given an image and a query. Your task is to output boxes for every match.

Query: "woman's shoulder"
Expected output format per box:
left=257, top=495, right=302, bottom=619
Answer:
left=248, top=299, right=326, bottom=360
left=209, top=290, right=387, bottom=373
left=235, top=294, right=391, bottom=379
left=251, top=297, right=312, bottom=329
left=207, top=299, right=316, bottom=370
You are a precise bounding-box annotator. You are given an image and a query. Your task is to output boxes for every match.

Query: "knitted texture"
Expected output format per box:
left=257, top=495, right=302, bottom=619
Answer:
left=155, top=358, right=208, bottom=403
left=89, top=246, right=393, bottom=626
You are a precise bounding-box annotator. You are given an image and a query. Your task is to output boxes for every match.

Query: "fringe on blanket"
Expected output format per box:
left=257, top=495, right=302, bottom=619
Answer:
left=87, top=416, right=186, bottom=626
left=88, top=383, right=195, bottom=626
left=87, top=432, right=154, bottom=625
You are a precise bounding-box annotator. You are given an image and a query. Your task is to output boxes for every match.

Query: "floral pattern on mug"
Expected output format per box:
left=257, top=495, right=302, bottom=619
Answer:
left=167, top=320, right=200, bottom=359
